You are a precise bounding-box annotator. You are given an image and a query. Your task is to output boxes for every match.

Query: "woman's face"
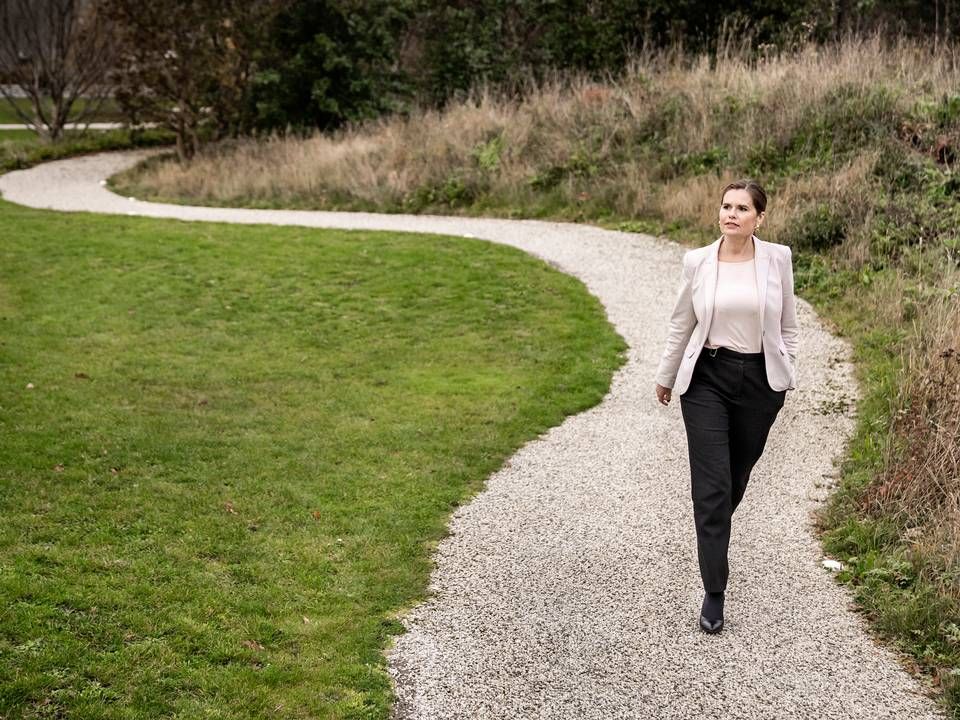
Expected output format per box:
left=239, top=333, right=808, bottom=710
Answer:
left=719, top=189, right=764, bottom=239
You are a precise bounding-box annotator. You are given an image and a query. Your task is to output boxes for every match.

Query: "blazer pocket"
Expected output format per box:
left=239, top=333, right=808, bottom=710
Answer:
left=778, top=344, right=795, bottom=365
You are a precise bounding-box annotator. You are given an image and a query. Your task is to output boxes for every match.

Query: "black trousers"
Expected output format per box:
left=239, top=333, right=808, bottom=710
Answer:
left=679, top=346, right=786, bottom=593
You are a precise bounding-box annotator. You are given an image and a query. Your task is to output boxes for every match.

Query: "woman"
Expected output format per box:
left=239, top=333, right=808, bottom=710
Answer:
left=653, top=179, right=798, bottom=635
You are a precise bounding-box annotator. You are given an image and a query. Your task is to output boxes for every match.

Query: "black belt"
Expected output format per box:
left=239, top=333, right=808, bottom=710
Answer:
left=704, top=346, right=764, bottom=362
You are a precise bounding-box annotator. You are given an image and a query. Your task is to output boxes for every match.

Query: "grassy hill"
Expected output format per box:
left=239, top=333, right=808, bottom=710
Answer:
left=112, top=32, right=960, bottom=714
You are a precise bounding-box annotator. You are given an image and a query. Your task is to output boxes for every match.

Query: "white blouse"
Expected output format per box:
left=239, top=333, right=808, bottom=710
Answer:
left=704, top=258, right=762, bottom=354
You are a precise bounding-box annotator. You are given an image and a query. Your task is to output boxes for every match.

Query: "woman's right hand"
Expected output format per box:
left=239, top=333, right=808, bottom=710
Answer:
left=655, top=383, right=672, bottom=406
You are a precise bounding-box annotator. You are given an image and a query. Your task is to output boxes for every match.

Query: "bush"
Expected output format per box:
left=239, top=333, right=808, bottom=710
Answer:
left=785, top=205, right=846, bottom=252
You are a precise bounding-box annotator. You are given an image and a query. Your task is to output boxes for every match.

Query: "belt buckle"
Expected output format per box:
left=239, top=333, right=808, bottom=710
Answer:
left=708, top=347, right=718, bottom=357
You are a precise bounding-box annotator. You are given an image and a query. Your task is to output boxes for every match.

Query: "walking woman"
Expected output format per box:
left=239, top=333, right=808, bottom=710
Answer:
left=653, top=179, right=799, bottom=634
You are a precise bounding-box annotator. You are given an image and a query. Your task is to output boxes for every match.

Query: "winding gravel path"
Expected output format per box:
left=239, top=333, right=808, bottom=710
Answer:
left=0, top=151, right=945, bottom=719
left=0, top=122, right=136, bottom=130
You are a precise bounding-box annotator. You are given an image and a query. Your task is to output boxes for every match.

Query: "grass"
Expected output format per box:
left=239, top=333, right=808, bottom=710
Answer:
left=0, top=198, right=627, bottom=718
left=0, top=97, right=125, bottom=125
left=0, top=130, right=37, bottom=143
left=109, top=30, right=960, bottom=716
left=0, top=128, right=174, bottom=174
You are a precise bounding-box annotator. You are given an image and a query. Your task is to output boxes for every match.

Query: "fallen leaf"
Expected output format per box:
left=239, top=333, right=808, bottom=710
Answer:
left=311, top=510, right=322, bottom=520
left=74, top=372, right=90, bottom=380
left=302, top=616, right=311, bottom=624
left=53, top=464, right=64, bottom=472
left=224, top=501, right=236, bottom=514
left=242, top=639, right=265, bottom=651
left=110, top=467, right=120, bottom=475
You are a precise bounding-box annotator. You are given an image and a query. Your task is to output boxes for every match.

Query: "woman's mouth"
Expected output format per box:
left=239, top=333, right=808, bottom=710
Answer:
left=725, top=223, right=739, bottom=227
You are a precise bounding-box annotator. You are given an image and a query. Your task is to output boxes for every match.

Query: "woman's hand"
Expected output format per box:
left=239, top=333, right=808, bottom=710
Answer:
left=655, top=383, right=672, bottom=406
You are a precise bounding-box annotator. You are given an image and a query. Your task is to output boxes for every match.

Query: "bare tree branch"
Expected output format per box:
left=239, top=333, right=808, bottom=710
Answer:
left=0, top=0, right=117, bottom=141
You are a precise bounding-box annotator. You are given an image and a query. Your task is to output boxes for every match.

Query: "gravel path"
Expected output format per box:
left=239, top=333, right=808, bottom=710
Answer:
left=0, top=151, right=945, bottom=719
left=0, top=122, right=141, bottom=130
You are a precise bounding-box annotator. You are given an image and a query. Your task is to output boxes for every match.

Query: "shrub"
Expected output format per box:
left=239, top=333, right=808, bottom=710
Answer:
left=785, top=205, right=846, bottom=252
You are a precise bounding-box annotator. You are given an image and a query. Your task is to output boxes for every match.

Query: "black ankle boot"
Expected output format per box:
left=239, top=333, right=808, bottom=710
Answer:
left=699, top=591, right=724, bottom=634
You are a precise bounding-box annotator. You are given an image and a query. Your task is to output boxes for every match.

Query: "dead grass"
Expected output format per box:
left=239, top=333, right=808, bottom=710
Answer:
left=865, top=282, right=960, bottom=592
left=119, top=33, right=959, bottom=213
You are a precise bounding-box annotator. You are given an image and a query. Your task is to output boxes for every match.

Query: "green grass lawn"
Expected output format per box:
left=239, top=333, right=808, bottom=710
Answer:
left=0, top=200, right=627, bottom=719
left=0, top=129, right=49, bottom=158
left=0, top=97, right=124, bottom=125
left=0, top=129, right=36, bottom=143
left=0, top=128, right=173, bottom=174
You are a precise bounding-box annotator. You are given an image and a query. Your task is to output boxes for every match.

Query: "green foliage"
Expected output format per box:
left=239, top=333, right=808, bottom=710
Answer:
left=783, top=205, right=846, bottom=252
left=822, top=516, right=960, bottom=707
left=528, top=143, right=602, bottom=191
left=792, top=251, right=848, bottom=298
left=864, top=155, right=960, bottom=274
left=670, top=147, right=729, bottom=175
left=251, top=0, right=415, bottom=132
left=872, top=140, right=929, bottom=190
left=528, top=164, right=567, bottom=191
left=471, top=132, right=505, bottom=171
left=637, top=92, right=694, bottom=148
left=406, top=173, right=485, bottom=210
left=914, top=93, right=960, bottom=128
left=749, top=85, right=902, bottom=176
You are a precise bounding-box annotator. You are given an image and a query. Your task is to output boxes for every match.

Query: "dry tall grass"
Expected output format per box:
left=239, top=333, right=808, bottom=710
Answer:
left=122, top=32, right=960, bottom=214
left=865, top=279, right=960, bottom=594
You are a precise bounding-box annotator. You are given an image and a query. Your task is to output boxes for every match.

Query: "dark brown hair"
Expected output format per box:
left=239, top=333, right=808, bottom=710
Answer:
left=720, top=179, right=767, bottom=214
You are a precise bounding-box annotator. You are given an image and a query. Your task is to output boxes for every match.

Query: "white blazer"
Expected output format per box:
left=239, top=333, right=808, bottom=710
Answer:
left=654, top=234, right=799, bottom=395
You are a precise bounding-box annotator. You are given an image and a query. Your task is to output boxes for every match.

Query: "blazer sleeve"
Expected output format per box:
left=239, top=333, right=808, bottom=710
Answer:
left=654, top=252, right=698, bottom=389
left=780, top=246, right=799, bottom=364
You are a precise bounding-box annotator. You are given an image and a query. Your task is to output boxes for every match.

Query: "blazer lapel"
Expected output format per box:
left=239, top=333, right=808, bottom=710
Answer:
left=753, top=234, right=770, bottom=330
left=701, top=237, right=721, bottom=335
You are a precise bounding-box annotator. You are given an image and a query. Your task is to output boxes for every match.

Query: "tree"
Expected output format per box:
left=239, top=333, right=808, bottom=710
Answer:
left=250, top=0, right=416, bottom=132
left=0, top=0, right=116, bottom=142
left=105, top=0, right=287, bottom=161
